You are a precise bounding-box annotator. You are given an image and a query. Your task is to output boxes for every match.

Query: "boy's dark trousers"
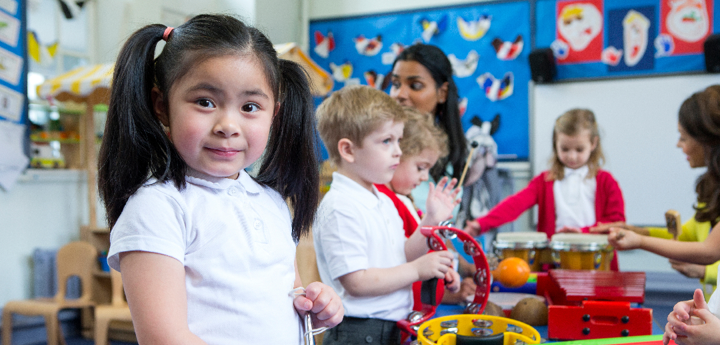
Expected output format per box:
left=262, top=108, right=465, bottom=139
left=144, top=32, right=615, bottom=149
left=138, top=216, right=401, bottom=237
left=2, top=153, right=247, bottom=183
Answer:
left=322, top=316, right=402, bottom=345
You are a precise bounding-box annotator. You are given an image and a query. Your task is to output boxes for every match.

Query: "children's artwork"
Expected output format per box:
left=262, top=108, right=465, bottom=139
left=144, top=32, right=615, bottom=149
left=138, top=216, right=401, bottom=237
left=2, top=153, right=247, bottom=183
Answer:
left=310, top=1, right=531, bottom=160
left=0, top=46, right=22, bottom=86
left=477, top=72, right=514, bottom=102
left=608, top=6, right=655, bottom=71
left=313, top=30, right=335, bottom=58
left=420, top=15, right=448, bottom=43
left=0, top=0, right=17, bottom=15
left=363, top=70, right=384, bottom=89
left=555, top=0, right=604, bottom=63
left=0, top=10, right=19, bottom=47
left=661, top=0, right=713, bottom=55
left=457, top=14, right=492, bottom=41
left=448, top=50, right=479, bottom=77
left=354, top=34, right=383, bottom=56
left=0, top=82, right=23, bottom=121
left=535, top=0, right=720, bottom=80
left=329, top=61, right=353, bottom=82
left=492, top=35, right=524, bottom=60
left=381, top=42, right=404, bottom=65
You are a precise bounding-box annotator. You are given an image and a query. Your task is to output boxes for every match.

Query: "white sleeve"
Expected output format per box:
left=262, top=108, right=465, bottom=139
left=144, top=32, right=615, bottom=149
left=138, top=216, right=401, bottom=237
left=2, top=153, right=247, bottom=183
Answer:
left=709, top=267, right=720, bottom=317
left=107, top=185, right=188, bottom=271
left=317, top=206, right=370, bottom=280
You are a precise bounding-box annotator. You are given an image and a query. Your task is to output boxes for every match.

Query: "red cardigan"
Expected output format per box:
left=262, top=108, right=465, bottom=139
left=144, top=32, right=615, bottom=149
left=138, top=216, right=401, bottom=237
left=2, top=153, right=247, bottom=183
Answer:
left=476, top=169, right=625, bottom=270
left=376, top=184, right=420, bottom=237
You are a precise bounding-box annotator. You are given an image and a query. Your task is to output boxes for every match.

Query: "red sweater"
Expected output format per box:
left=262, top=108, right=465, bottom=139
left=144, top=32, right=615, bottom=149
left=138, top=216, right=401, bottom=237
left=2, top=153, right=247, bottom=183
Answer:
left=476, top=170, right=625, bottom=270
left=376, top=184, right=420, bottom=237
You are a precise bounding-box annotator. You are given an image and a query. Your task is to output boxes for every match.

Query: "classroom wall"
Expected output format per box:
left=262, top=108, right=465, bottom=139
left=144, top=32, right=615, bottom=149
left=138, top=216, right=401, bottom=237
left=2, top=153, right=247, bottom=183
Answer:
left=2, top=0, right=711, bottom=306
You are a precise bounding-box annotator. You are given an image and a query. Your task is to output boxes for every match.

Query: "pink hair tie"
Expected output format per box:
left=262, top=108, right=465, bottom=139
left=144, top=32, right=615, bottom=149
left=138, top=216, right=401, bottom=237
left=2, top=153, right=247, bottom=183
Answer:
left=163, top=27, right=174, bottom=41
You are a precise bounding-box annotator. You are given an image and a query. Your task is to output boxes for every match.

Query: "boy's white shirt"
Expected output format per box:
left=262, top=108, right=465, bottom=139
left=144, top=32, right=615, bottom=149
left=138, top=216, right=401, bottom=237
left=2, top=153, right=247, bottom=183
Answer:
left=107, top=170, right=302, bottom=344
left=313, top=172, right=412, bottom=321
left=554, top=165, right=597, bottom=230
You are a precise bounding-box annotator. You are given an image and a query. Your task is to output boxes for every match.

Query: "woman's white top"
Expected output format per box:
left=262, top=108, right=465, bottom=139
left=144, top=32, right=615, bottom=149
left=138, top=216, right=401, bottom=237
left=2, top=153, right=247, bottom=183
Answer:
left=108, top=171, right=302, bottom=344
left=554, top=165, right=597, bottom=230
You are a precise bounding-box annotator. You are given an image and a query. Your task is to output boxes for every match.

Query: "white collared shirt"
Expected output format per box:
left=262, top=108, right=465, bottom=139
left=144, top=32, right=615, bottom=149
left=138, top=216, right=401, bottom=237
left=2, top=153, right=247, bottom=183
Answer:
left=313, top=172, right=411, bottom=321
left=108, top=170, right=301, bottom=344
left=554, top=165, right=597, bottom=230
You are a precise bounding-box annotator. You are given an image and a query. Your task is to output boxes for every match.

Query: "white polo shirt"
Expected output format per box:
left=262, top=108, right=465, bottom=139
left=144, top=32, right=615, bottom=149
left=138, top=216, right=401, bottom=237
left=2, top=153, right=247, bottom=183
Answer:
left=108, top=170, right=302, bottom=344
left=554, top=165, right=597, bottom=230
left=313, top=172, right=412, bottom=321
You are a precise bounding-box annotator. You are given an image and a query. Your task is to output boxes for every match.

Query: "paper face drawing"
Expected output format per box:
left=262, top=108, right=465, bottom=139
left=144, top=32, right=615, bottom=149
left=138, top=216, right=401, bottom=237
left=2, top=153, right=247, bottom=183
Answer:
left=666, top=0, right=710, bottom=42
left=623, top=10, right=650, bottom=67
left=557, top=3, right=603, bottom=51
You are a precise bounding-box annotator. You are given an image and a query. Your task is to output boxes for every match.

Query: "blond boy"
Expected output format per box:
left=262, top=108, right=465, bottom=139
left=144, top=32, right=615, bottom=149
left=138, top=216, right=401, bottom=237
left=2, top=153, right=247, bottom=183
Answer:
left=313, top=86, right=460, bottom=345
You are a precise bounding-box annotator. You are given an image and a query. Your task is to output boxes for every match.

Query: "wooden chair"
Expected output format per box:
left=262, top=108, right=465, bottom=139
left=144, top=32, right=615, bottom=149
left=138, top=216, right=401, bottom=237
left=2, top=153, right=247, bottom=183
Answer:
left=2, top=241, right=97, bottom=345
left=94, top=269, right=132, bottom=345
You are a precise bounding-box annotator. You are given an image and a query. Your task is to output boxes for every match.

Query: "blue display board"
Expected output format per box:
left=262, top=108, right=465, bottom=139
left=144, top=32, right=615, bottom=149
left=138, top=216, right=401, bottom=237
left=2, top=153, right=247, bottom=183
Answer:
left=0, top=0, right=26, bottom=125
left=535, top=0, right=720, bottom=80
left=309, top=0, right=531, bottom=160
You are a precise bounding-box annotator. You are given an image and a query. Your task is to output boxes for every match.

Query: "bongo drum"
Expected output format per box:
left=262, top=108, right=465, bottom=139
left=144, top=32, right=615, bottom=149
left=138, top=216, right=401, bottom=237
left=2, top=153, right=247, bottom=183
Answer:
left=549, top=233, right=613, bottom=270
left=493, top=232, right=549, bottom=272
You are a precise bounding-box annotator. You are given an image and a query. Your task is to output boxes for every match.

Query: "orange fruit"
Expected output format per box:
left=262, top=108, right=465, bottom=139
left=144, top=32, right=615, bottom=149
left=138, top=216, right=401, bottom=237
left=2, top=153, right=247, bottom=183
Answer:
left=492, top=257, right=531, bottom=288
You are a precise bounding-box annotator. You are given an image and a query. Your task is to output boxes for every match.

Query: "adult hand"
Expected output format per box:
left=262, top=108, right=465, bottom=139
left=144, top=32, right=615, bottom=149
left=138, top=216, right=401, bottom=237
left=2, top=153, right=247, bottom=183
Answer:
left=608, top=227, right=642, bottom=250
left=670, top=260, right=706, bottom=280
left=464, top=220, right=481, bottom=237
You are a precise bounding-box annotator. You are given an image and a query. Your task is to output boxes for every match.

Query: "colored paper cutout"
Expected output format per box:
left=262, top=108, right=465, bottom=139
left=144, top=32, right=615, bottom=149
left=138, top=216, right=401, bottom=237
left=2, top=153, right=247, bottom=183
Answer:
left=354, top=34, right=383, bottom=56
left=623, top=10, right=651, bottom=67
left=381, top=42, right=405, bottom=65
left=556, top=0, right=604, bottom=63
left=476, top=72, right=514, bottom=102
left=492, top=35, right=524, bottom=60
left=448, top=50, right=479, bottom=78
left=459, top=97, right=468, bottom=117
left=329, top=61, right=353, bottom=82
left=421, top=15, right=448, bottom=43
left=661, top=0, right=713, bottom=55
left=314, top=30, right=335, bottom=58
left=654, top=33, right=675, bottom=57
left=601, top=46, right=623, bottom=65
left=363, top=70, right=384, bottom=89
left=457, top=15, right=491, bottom=41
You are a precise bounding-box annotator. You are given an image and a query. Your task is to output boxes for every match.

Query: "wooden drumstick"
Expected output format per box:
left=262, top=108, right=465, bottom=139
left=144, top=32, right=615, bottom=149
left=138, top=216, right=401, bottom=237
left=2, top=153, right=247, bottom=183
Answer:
left=458, top=141, right=479, bottom=187
left=665, top=210, right=681, bottom=240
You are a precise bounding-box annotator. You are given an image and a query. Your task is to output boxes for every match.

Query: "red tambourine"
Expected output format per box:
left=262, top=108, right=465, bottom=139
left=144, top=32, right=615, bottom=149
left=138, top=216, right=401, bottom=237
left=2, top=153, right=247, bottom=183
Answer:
left=397, top=225, right=491, bottom=336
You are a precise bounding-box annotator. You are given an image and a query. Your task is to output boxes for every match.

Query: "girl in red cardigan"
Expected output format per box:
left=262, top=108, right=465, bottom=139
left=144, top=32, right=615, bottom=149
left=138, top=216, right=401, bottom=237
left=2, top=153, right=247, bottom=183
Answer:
left=465, top=109, right=625, bottom=271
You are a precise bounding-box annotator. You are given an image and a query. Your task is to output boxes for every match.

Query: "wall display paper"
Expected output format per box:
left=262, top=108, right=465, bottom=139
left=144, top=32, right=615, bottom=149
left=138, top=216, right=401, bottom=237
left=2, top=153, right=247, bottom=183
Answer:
left=309, top=0, right=531, bottom=160
left=536, top=0, right=719, bottom=80
left=0, top=0, right=23, bottom=124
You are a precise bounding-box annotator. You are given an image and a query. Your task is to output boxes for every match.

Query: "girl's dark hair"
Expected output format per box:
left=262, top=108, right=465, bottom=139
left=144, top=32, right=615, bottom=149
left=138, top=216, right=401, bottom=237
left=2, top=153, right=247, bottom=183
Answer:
left=391, top=44, right=467, bottom=181
left=679, top=85, right=720, bottom=225
left=98, top=14, right=318, bottom=241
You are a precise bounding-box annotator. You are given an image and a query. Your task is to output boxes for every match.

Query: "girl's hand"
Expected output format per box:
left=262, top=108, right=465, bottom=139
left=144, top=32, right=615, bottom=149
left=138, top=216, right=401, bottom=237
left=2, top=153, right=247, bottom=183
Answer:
left=444, top=269, right=461, bottom=293
left=410, top=250, right=454, bottom=281
left=670, top=260, right=706, bottom=280
left=464, top=220, right=481, bottom=237
left=664, top=289, right=719, bottom=345
left=293, top=282, right=344, bottom=329
left=424, top=177, right=461, bottom=226
left=441, top=277, right=477, bottom=305
left=590, top=221, right=627, bottom=234
left=607, top=227, right=642, bottom=250
left=557, top=226, right=581, bottom=233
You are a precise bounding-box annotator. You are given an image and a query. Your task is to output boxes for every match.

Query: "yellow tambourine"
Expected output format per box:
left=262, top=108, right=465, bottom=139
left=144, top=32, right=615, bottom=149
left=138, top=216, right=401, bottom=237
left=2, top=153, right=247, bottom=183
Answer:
left=415, top=314, right=541, bottom=345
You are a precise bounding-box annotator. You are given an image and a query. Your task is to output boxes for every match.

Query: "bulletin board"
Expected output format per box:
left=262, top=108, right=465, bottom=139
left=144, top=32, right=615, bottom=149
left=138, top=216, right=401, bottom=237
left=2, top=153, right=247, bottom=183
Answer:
left=535, top=0, right=720, bottom=80
left=0, top=0, right=28, bottom=191
left=309, top=0, right=532, bottom=160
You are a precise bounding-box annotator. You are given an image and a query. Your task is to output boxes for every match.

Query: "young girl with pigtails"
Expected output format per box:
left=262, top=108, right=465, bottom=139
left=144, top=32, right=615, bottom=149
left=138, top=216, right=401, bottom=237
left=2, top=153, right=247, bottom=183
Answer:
left=100, top=14, right=343, bottom=344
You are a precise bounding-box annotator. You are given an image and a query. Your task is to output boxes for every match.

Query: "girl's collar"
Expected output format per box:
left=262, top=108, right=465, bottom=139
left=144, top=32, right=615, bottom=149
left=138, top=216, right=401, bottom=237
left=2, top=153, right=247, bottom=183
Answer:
left=185, top=168, right=260, bottom=194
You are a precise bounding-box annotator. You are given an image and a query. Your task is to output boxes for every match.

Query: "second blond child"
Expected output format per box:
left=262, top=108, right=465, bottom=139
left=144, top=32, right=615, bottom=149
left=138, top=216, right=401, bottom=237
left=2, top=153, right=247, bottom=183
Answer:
left=314, top=86, right=461, bottom=344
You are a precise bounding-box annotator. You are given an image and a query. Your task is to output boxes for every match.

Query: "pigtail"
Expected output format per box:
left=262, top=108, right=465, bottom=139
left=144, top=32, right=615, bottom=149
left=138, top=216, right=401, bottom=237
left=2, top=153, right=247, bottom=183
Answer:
left=98, top=24, right=186, bottom=228
left=256, top=60, right=319, bottom=242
